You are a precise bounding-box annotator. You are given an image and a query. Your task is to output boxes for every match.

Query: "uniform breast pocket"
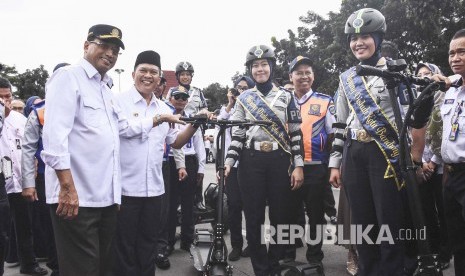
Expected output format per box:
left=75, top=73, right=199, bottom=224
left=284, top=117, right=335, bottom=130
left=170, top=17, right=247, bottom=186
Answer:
left=273, top=99, right=287, bottom=113
left=440, top=104, right=453, bottom=117
left=82, top=97, right=106, bottom=128
left=373, top=85, right=388, bottom=104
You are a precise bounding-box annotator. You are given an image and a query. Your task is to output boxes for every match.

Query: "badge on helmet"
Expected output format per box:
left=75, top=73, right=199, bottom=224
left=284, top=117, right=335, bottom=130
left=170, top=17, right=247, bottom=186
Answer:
left=345, top=8, right=386, bottom=35
left=245, top=45, right=276, bottom=66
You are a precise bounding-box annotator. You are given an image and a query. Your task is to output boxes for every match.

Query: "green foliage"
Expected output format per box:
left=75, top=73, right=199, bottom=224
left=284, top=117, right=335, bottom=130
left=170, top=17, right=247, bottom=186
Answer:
left=0, top=64, right=49, bottom=100
left=271, top=0, right=465, bottom=96
left=202, top=82, right=229, bottom=112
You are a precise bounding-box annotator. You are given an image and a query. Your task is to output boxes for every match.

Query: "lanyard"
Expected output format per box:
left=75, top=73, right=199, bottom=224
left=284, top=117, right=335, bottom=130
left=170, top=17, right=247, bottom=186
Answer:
left=449, top=100, right=463, bottom=141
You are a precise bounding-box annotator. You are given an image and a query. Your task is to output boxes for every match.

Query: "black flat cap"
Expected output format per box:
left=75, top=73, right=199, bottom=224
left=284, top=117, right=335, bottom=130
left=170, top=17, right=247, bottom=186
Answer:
left=87, top=24, right=125, bottom=50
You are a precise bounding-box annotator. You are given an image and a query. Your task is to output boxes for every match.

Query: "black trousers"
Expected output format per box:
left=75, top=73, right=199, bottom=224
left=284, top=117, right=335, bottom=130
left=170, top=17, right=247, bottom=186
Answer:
left=168, top=155, right=198, bottom=246
left=33, top=174, right=59, bottom=274
left=113, top=196, right=162, bottom=276
left=225, top=167, right=245, bottom=250
left=0, top=174, right=9, bottom=276
left=342, top=141, right=406, bottom=276
left=443, top=169, right=465, bottom=276
left=50, top=204, right=117, bottom=276
left=238, top=148, right=293, bottom=276
left=7, top=192, right=39, bottom=271
left=157, top=160, right=171, bottom=254
left=418, top=172, right=451, bottom=262
left=291, top=164, right=328, bottom=263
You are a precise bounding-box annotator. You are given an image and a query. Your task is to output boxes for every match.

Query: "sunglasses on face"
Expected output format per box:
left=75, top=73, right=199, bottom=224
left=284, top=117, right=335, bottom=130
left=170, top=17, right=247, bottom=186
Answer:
left=174, top=94, right=188, bottom=101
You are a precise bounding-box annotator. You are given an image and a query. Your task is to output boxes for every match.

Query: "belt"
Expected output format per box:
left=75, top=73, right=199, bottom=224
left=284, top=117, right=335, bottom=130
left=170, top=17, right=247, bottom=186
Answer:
left=445, top=163, right=465, bottom=173
left=347, top=128, right=374, bottom=143
left=251, top=141, right=279, bottom=152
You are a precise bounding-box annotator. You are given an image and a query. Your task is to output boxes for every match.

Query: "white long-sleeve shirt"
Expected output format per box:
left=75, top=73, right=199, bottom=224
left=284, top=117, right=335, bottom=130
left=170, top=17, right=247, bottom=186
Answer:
left=0, top=111, right=27, bottom=194
left=169, top=123, right=206, bottom=174
left=41, top=59, right=153, bottom=207
left=116, top=86, right=178, bottom=197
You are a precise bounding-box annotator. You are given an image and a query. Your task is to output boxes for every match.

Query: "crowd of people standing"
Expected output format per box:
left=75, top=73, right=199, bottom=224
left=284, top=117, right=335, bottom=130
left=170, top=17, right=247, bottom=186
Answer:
left=0, top=6, right=464, bottom=276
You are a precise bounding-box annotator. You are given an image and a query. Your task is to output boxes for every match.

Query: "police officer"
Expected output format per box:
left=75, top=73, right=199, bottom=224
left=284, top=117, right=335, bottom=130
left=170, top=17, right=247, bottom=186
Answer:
left=433, top=28, right=465, bottom=276
left=167, top=61, right=208, bottom=212
left=328, top=9, right=408, bottom=275
left=287, top=56, right=336, bottom=269
left=224, top=45, right=304, bottom=276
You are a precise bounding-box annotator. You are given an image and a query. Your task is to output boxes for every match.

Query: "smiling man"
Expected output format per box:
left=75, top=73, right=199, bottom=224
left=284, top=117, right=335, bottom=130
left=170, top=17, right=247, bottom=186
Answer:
left=112, top=50, right=199, bottom=276
left=287, top=56, right=335, bottom=270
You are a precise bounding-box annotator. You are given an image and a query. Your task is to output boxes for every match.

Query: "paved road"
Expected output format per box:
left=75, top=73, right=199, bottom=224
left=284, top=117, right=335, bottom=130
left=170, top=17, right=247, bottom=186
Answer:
left=4, top=163, right=455, bottom=275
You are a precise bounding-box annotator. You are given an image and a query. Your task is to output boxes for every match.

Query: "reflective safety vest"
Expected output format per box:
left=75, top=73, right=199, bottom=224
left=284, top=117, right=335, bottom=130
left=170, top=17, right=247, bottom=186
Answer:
left=299, top=92, right=332, bottom=164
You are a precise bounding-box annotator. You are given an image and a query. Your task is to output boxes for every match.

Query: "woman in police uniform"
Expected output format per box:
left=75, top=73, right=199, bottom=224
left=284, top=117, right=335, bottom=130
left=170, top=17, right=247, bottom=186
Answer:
left=224, top=45, right=304, bottom=276
left=328, top=8, right=409, bottom=275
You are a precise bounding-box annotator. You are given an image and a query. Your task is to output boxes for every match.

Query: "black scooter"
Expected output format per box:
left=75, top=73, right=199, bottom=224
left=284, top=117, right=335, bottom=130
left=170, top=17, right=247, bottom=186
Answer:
left=181, top=116, right=271, bottom=276
left=176, top=182, right=230, bottom=233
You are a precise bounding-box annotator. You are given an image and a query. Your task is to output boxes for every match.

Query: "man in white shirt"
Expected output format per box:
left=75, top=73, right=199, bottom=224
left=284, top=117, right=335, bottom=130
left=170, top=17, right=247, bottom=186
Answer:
left=41, top=25, right=191, bottom=276
left=112, top=50, right=198, bottom=276
left=0, top=77, right=47, bottom=275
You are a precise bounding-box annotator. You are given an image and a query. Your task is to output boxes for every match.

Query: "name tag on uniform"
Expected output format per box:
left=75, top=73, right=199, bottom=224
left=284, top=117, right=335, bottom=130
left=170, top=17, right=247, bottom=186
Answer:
left=308, top=104, right=321, bottom=116
left=449, top=123, right=459, bottom=141
left=445, top=99, right=455, bottom=105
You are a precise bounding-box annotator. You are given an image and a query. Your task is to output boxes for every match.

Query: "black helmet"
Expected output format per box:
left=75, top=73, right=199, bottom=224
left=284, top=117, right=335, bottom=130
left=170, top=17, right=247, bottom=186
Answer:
left=175, top=61, right=194, bottom=74
left=245, top=45, right=276, bottom=66
left=345, top=8, right=386, bottom=35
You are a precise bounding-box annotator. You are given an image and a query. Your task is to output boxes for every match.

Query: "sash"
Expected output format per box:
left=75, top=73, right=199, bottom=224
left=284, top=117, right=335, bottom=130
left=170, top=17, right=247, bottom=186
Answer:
left=340, top=67, right=404, bottom=189
left=237, top=90, right=291, bottom=153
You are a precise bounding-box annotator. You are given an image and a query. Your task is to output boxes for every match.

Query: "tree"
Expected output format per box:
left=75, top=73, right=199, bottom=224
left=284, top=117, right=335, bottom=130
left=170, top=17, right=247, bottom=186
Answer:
left=202, top=82, right=229, bottom=112
left=13, top=65, right=49, bottom=100
left=271, top=0, right=465, bottom=96
left=0, top=64, right=49, bottom=100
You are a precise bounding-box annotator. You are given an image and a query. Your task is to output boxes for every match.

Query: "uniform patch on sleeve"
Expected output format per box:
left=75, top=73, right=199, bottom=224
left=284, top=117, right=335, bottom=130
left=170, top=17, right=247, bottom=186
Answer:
left=444, top=99, right=454, bottom=105
left=328, top=103, right=336, bottom=115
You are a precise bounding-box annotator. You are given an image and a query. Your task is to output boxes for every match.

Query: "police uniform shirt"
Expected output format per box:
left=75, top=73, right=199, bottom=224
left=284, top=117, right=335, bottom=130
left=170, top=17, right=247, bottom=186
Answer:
left=294, top=90, right=336, bottom=135
left=440, top=78, right=465, bottom=164
left=329, top=58, right=397, bottom=168
left=168, top=123, right=206, bottom=174
left=224, top=86, right=304, bottom=167
left=41, top=59, right=154, bottom=207
left=116, top=86, right=179, bottom=197
left=0, top=111, right=27, bottom=194
left=21, top=109, right=42, bottom=189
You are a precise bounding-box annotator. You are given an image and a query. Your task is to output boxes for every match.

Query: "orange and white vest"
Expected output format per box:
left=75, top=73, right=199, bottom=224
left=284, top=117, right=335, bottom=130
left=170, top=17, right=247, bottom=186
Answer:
left=299, top=92, right=332, bottom=164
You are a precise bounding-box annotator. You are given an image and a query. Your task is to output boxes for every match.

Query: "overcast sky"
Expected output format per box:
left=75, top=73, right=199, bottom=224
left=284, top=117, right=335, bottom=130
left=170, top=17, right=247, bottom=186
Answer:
left=0, top=0, right=341, bottom=92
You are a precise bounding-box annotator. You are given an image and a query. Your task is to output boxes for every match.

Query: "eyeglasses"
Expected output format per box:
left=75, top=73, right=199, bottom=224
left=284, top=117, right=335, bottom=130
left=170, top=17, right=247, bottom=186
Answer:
left=293, top=71, right=312, bottom=77
left=174, top=94, right=188, bottom=101
left=236, top=85, right=248, bottom=91
left=88, top=40, right=121, bottom=56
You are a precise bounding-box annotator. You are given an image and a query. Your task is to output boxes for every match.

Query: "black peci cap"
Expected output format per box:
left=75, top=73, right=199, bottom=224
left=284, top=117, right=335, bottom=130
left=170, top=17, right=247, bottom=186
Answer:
left=87, top=24, right=125, bottom=50
left=134, top=50, right=161, bottom=70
